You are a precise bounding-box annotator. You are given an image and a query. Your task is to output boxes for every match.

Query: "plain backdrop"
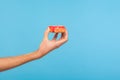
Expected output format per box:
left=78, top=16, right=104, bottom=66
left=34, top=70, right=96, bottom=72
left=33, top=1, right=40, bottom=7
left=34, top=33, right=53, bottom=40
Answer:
left=0, top=0, right=120, bottom=80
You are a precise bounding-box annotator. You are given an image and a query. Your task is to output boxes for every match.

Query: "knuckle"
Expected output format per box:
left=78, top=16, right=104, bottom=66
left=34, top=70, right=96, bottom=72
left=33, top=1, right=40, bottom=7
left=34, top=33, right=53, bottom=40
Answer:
left=56, top=46, right=60, bottom=48
left=55, top=44, right=60, bottom=48
left=65, top=38, right=68, bottom=42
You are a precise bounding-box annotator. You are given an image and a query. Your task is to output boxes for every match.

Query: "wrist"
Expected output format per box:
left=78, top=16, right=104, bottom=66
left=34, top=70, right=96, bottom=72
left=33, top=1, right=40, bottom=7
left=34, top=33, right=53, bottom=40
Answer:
left=32, top=49, right=45, bottom=59
left=32, top=50, right=41, bottom=59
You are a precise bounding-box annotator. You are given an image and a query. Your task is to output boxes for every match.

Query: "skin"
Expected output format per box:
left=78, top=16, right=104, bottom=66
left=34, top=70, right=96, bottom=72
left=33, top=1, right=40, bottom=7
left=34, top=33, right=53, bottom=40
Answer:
left=0, top=27, right=68, bottom=72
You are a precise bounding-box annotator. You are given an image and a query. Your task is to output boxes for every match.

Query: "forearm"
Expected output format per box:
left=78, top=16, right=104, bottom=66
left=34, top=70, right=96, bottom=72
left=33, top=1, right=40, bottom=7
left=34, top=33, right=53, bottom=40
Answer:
left=0, top=50, right=41, bottom=72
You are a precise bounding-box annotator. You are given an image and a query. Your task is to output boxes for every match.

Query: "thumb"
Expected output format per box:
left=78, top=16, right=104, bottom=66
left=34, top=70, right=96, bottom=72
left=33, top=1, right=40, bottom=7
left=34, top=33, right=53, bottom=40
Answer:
left=44, top=27, right=50, bottom=40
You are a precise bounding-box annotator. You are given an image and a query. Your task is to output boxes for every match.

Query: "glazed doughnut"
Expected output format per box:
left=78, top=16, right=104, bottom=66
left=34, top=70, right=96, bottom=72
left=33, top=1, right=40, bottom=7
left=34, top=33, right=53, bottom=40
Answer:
left=49, top=25, right=65, bottom=33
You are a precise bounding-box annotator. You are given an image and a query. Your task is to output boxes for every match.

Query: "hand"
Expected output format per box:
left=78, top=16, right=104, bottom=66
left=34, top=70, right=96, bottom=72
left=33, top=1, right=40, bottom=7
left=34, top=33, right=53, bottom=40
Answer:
left=36, top=27, right=68, bottom=58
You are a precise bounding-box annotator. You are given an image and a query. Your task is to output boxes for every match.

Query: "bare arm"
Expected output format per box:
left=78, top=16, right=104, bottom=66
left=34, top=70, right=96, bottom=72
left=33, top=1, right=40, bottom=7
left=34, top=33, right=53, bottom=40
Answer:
left=0, top=27, right=68, bottom=72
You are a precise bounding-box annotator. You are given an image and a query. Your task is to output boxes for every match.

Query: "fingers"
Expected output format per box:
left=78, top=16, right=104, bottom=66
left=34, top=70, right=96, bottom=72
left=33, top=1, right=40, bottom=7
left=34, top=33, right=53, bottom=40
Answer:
left=58, top=29, right=68, bottom=44
left=60, top=28, right=68, bottom=40
left=52, top=33, right=58, bottom=40
left=44, top=27, right=50, bottom=40
left=44, top=26, right=68, bottom=43
left=64, top=29, right=68, bottom=40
